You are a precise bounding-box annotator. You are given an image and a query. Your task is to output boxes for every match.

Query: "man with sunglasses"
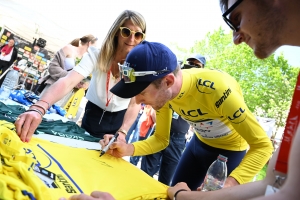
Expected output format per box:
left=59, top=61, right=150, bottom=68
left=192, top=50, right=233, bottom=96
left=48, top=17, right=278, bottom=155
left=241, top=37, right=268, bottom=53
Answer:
left=182, top=54, right=206, bottom=69
left=220, top=0, right=300, bottom=59
left=166, top=1, right=300, bottom=199
left=101, top=41, right=272, bottom=192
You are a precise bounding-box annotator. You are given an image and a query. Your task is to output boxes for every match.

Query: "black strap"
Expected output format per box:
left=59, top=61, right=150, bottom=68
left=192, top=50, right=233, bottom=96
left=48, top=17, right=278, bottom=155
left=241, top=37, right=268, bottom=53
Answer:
left=173, top=189, right=187, bottom=200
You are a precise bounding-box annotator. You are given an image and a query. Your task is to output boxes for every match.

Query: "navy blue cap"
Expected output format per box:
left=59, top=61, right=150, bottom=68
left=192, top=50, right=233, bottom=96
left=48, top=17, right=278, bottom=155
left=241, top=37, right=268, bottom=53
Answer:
left=110, top=41, right=177, bottom=98
left=187, top=54, right=206, bottom=66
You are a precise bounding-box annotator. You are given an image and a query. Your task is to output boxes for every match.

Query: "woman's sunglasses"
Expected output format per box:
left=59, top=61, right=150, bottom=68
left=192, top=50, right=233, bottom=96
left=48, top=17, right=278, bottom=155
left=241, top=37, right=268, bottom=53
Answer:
left=119, top=27, right=145, bottom=42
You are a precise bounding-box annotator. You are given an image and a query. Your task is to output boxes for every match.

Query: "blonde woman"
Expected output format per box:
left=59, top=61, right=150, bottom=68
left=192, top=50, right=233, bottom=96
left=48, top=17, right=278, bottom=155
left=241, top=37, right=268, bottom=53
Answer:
left=15, top=10, right=146, bottom=141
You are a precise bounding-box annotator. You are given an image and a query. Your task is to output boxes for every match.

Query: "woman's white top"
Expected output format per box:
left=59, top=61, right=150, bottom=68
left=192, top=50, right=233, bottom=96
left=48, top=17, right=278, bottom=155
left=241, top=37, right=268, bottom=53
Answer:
left=73, top=46, right=130, bottom=112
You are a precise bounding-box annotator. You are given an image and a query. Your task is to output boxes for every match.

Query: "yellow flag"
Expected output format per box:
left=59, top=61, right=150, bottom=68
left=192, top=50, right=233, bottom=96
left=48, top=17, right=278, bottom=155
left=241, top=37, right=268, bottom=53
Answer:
left=63, top=88, right=85, bottom=119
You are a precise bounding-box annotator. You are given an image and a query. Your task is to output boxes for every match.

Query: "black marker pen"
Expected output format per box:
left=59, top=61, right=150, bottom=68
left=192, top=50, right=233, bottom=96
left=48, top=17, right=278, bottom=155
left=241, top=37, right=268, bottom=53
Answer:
left=100, top=133, right=119, bottom=157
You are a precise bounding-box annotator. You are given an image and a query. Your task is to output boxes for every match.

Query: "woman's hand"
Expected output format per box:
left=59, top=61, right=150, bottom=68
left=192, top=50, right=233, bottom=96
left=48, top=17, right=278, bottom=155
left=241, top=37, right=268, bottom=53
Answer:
left=14, top=109, right=43, bottom=142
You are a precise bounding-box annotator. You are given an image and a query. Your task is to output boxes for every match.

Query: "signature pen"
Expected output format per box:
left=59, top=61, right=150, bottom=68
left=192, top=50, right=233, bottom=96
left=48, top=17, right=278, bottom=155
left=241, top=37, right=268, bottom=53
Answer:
left=100, top=133, right=119, bottom=157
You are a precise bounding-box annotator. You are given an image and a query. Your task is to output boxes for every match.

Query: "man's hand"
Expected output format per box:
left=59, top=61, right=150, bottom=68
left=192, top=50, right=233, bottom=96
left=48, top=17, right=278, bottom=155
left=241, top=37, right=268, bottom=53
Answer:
left=99, top=134, right=134, bottom=158
left=14, top=110, right=43, bottom=142
left=167, top=182, right=191, bottom=200
left=60, top=191, right=115, bottom=200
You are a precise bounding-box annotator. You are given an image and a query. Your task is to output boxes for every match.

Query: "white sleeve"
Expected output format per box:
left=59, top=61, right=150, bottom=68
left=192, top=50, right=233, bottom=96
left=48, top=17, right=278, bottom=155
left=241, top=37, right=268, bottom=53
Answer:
left=73, top=46, right=100, bottom=77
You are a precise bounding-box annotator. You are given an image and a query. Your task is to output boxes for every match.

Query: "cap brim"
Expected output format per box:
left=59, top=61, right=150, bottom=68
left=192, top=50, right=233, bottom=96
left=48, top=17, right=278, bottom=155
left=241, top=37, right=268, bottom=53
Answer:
left=110, top=79, right=152, bottom=98
left=187, top=57, right=200, bottom=62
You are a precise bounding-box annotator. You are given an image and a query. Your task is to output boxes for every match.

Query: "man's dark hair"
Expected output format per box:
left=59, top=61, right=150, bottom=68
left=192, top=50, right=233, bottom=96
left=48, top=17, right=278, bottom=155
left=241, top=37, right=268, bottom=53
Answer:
left=220, top=0, right=229, bottom=13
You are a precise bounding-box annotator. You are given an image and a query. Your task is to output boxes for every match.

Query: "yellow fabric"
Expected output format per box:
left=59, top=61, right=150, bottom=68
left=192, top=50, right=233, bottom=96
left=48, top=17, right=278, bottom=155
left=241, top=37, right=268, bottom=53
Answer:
left=0, top=121, right=168, bottom=200
left=133, top=69, right=273, bottom=184
left=64, top=88, right=85, bottom=119
left=0, top=121, right=53, bottom=200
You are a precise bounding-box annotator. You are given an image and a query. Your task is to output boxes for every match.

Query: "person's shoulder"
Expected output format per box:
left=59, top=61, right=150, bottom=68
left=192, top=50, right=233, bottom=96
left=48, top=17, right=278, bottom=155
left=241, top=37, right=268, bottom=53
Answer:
left=60, top=44, right=77, bottom=58
left=88, top=46, right=100, bottom=55
left=184, top=68, right=226, bottom=81
left=187, top=68, right=235, bottom=93
left=84, top=47, right=100, bottom=63
left=199, top=69, right=236, bottom=83
left=62, top=44, right=74, bottom=53
left=78, top=46, right=99, bottom=69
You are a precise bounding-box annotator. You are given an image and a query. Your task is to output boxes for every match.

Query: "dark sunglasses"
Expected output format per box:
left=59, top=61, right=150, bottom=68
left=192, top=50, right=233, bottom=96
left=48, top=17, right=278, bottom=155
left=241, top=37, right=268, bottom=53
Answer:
left=222, top=0, right=244, bottom=32
left=119, top=27, right=145, bottom=42
left=188, top=61, right=202, bottom=68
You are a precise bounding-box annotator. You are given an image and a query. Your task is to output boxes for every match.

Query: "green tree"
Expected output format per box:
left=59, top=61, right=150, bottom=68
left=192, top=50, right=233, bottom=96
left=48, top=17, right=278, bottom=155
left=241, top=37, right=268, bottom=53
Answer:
left=177, top=28, right=299, bottom=139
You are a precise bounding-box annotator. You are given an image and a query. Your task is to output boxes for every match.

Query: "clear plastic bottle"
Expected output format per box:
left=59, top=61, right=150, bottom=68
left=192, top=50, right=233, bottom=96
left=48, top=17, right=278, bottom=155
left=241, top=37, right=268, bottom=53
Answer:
left=1, top=66, right=19, bottom=90
left=202, top=154, right=228, bottom=191
left=0, top=87, right=11, bottom=100
left=0, top=66, right=19, bottom=100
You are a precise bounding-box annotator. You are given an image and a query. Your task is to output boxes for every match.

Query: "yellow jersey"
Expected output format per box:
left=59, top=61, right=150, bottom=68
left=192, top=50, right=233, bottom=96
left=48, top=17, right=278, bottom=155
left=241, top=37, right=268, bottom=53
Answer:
left=133, top=68, right=273, bottom=184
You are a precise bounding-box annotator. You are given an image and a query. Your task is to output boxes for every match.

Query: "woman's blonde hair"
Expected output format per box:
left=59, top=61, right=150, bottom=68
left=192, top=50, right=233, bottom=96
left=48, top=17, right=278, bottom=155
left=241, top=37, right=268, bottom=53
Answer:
left=97, top=10, right=146, bottom=72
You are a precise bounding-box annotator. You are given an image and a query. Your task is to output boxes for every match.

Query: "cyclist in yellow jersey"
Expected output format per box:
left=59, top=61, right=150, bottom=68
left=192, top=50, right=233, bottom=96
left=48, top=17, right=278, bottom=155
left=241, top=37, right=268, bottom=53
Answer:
left=103, top=41, right=273, bottom=190
left=140, top=54, right=206, bottom=186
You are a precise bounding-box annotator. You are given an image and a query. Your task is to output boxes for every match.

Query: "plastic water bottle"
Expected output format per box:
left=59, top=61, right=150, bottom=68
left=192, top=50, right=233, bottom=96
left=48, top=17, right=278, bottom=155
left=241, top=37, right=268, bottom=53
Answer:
left=0, top=87, right=11, bottom=100
left=1, top=66, right=19, bottom=90
left=202, top=154, right=228, bottom=191
left=0, top=66, right=19, bottom=100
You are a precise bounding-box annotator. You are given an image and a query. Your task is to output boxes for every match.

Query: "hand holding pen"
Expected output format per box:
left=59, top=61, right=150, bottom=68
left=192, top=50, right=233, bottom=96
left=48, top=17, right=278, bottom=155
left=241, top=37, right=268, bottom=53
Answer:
left=99, top=133, right=135, bottom=158
left=100, top=133, right=119, bottom=157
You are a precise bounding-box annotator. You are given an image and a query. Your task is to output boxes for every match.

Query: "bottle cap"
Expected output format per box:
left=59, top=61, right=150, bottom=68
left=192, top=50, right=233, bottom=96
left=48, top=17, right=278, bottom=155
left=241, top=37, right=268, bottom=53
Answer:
left=13, top=66, right=20, bottom=71
left=218, top=154, right=228, bottom=162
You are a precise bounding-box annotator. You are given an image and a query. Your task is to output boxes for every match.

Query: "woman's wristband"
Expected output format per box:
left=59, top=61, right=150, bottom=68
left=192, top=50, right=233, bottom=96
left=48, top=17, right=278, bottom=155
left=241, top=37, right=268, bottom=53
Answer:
left=25, top=108, right=44, bottom=118
left=173, top=189, right=187, bottom=200
left=38, top=99, right=50, bottom=109
left=30, top=104, right=47, bottom=115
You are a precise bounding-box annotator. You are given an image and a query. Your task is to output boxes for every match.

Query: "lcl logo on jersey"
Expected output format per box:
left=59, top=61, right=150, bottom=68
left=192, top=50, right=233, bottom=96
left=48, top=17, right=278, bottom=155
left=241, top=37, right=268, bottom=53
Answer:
left=196, top=78, right=216, bottom=94
left=228, top=107, right=247, bottom=124
left=180, top=108, right=208, bottom=118
left=177, top=91, right=185, bottom=99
